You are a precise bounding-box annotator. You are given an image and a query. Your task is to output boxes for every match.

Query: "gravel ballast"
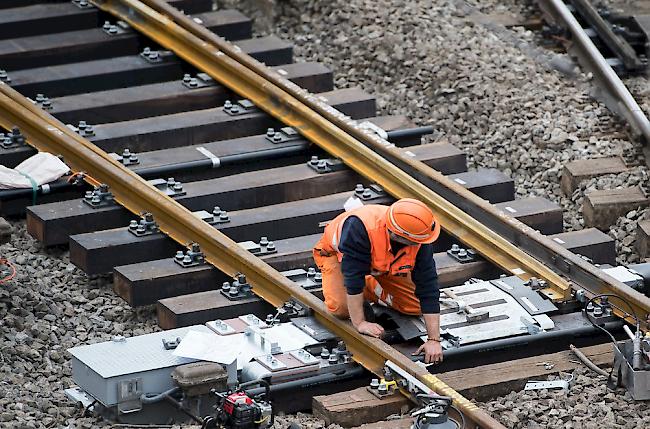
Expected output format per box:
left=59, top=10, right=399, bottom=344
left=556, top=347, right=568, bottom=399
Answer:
left=0, top=220, right=160, bottom=428
left=224, top=0, right=649, bottom=265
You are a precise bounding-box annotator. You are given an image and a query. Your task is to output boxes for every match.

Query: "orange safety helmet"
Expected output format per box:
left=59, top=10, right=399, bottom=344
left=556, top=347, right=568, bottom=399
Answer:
left=386, top=198, right=440, bottom=244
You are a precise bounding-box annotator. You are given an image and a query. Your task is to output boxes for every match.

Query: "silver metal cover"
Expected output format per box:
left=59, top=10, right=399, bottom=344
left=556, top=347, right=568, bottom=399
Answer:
left=69, top=326, right=212, bottom=407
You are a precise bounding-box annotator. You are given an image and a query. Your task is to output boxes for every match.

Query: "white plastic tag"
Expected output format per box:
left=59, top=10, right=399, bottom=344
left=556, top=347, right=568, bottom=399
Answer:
left=343, top=196, right=364, bottom=212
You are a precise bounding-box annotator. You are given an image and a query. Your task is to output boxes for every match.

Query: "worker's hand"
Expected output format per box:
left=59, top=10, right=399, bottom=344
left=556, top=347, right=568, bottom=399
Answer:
left=355, top=321, right=385, bottom=338
left=413, top=340, right=443, bottom=364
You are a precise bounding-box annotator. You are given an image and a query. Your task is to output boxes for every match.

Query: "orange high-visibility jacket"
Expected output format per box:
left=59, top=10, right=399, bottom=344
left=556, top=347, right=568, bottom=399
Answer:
left=317, top=205, right=421, bottom=276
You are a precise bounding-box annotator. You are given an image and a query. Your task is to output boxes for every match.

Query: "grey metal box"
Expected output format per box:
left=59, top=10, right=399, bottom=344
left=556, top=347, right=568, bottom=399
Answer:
left=69, top=325, right=212, bottom=407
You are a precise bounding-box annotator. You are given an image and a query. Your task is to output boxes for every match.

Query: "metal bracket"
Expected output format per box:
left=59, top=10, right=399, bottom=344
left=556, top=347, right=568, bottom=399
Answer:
left=74, top=121, right=95, bottom=137
left=223, top=99, right=257, bottom=116
left=520, top=316, right=542, bottom=335
left=353, top=183, right=386, bottom=201
left=207, top=319, right=236, bottom=335
left=174, top=243, right=205, bottom=267
left=0, top=70, right=10, bottom=83
left=239, top=237, right=277, bottom=256
left=282, top=268, right=322, bottom=290
left=446, top=244, right=477, bottom=263
left=290, top=349, right=319, bottom=365
left=162, top=337, right=181, bottom=350
left=128, top=213, right=159, bottom=237
left=358, top=121, right=388, bottom=140
left=82, top=184, right=114, bottom=208
left=384, top=360, right=433, bottom=396
left=102, top=20, right=129, bottom=36
left=110, top=148, right=139, bottom=166
left=257, top=354, right=287, bottom=371
left=149, top=178, right=186, bottom=197
left=367, top=379, right=399, bottom=399
left=0, top=127, right=25, bottom=149
left=269, top=298, right=312, bottom=324
left=182, top=72, right=213, bottom=89
left=265, top=127, right=302, bottom=144
left=72, top=0, right=94, bottom=9
left=240, top=314, right=268, bottom=328
left=290, top=316, right=337, bottom=341
left=140, top=47, right=162, bottom=63
left=220, top=274, right=254, bottom=301
left=117, top=378, right=143, bottom=414
left=524, top=376, right=572, bottom=392
left=32, top=94, right=52, bottom=111
left=307, top=156, right=345, bottom=174
left=584, top=298, right=616, bottom=323
left=194, top=207, right=230, bottom=225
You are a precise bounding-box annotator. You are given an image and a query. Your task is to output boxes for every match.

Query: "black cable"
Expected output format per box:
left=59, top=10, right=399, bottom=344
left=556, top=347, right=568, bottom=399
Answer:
left=583, top=293, right=640, bottom=384
left=584, top=293, right=640, bottom=352
left=450, top=404, right=466, bottom=429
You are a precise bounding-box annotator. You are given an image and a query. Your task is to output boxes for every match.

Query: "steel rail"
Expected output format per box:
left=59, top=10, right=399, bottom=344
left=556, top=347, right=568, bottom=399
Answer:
left=537, top=0, right=650, bottom=142
left=0, top=69, right=501, bottom=429
left=89, top=0, right=573, bottom=300
left=91, top=0, right=650, bottom=330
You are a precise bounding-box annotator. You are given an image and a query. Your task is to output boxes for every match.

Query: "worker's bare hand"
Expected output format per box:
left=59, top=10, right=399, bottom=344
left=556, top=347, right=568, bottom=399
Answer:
left=413, top=340, right=443, bottom=364
left=356, top=321, right=384, bottom=338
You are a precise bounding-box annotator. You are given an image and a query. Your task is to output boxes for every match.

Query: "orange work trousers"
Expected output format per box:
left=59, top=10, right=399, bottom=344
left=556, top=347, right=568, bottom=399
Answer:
left=313, top=251, right=422, bottom=317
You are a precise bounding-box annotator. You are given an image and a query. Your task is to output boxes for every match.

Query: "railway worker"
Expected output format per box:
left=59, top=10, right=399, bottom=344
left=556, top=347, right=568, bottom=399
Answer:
left=313, top=198, right=444, bottom=364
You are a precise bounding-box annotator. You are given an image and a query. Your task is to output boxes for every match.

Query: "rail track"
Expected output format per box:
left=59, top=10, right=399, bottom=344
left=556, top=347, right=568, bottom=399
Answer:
left=0, top=1, right=649, bottom=428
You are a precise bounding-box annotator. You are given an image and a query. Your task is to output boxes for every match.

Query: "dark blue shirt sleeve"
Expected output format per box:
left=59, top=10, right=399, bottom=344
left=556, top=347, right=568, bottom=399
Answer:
left=338, top=216, right=371, bottom=295
left=412, top=244, right=440, bottom=314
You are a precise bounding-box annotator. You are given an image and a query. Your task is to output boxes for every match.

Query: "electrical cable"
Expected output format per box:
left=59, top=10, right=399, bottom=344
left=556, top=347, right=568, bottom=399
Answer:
left=450, top=404, right=466, bottom=429
left=0, top=258, right=16, bottom=284
left=583, top=293, right=640, bottom=383
left=584, top=293, right=639, bottom=353
left=569, top=344, right=609, bottom=377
